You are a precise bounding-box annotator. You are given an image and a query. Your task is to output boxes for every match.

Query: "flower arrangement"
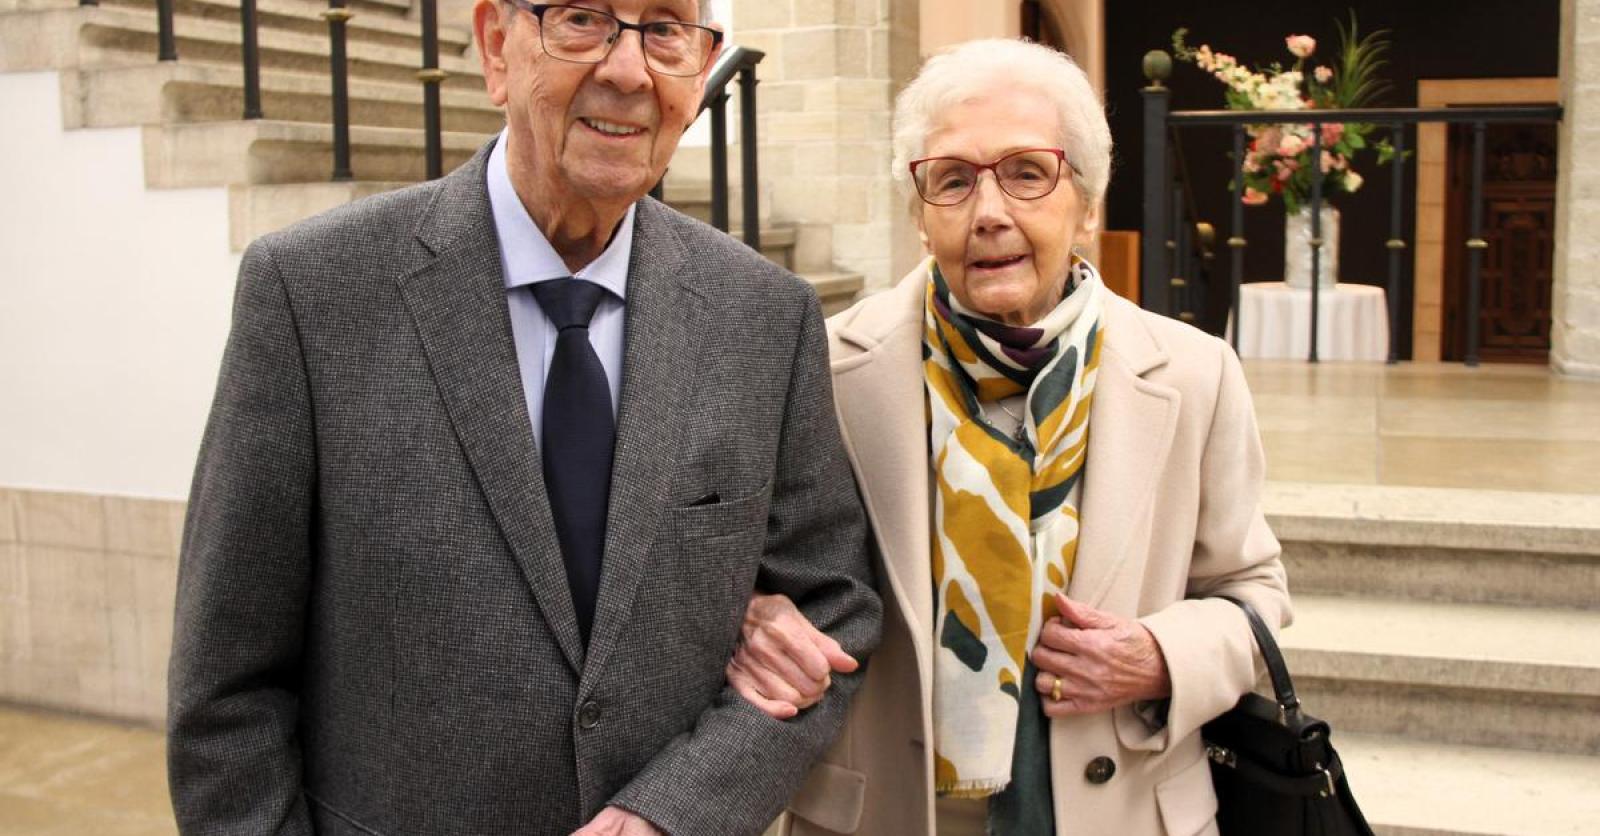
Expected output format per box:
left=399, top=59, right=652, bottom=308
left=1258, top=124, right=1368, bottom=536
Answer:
left=1172, top=14, right=1402, bottom=213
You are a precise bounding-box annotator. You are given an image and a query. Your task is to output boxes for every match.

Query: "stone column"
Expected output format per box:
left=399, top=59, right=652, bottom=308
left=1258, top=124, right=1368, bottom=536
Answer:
left=733, top=0, right=908, bottom=290
left=1554, top=0, right=1600, bottom=376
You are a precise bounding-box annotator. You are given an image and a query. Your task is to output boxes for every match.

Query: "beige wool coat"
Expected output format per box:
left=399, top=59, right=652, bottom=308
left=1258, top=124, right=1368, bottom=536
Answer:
left=779, top=266, right=1292, bottom=836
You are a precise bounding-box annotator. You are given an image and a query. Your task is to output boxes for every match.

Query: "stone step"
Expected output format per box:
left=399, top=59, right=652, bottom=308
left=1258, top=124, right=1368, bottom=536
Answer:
left=1, top=6, right=484, bottom=90
left=1337, top=734, right=1600, bottom=835
left=141, top=118, right=494, bottom=186
left=64, top=61, right=501, bottom=132
left=807, top=271, right=864, bottom=315
left=4, top=0, right=468, bottom=51
left=1265, top=482, right=1600, bottom=609
left=1280, top=594, right=1600, bottom=755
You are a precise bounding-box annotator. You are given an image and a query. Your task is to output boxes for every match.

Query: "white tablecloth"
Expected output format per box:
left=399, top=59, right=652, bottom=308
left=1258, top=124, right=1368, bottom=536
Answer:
left=1227, top=281, right=1389, bottom=362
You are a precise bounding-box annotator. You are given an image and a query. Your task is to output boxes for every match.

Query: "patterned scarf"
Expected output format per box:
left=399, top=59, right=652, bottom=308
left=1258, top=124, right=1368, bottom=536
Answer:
left=924, top=255, right=1106, bottom=805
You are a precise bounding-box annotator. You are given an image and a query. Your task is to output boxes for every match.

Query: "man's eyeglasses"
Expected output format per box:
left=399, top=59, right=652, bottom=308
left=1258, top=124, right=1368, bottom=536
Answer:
left=908, top=148, right=1073, bottom=207
left=507, top=2, right=723, bottom=78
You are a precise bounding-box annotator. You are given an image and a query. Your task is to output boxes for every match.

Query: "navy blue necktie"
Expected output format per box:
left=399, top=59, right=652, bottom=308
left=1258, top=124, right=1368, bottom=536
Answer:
left=531, top=278, right=614, bottom=645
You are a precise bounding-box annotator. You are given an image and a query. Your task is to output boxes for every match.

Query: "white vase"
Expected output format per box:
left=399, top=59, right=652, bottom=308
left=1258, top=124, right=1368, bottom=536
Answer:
left=1284, top=204, right=1340, bottom=289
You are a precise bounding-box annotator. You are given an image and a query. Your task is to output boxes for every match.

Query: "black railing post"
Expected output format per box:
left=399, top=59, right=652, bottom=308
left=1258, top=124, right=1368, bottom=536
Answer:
left=710, top=92, right=730, bottom=232
left=157, top=0, right=177, bottom=60
left=1307, top=121, right=1324, bottom=363
left=1169, top=182, right=1184, bottom=316
left=1141, top=51, right=1173, bottom=314
left=1228, top=124, right=1246, bottom=351
left=1465, top=121, right=1488, bottom=366
left=324, top=0, right=353, bottom=180
left=1386, top=122, right=1406, bottom=364
left=241, top=0, right=262, bottom=118
left=419, top=0, right=445, bottom=180
left=738, top=64, right=761, bottom=252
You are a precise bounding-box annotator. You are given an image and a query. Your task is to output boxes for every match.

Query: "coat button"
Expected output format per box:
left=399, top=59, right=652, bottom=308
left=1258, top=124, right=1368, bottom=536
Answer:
left=1085, top=756, right=1116, bottom=784
left=578, top=700, right=603, bottom=730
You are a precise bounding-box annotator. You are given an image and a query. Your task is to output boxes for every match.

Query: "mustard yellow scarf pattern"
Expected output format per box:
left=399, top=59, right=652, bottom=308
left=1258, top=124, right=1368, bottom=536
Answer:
left=924, top=256, right=1106, bottom=797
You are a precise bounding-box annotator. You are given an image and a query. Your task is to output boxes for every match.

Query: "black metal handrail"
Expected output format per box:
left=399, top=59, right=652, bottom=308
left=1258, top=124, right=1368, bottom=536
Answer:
left=323, top=0, right=353, bottom=180
left=120, top=0, right=766, bottom=243
left=650, top=44, right=767, bottom=251
left=1143, top=56, right=1562, bottom=365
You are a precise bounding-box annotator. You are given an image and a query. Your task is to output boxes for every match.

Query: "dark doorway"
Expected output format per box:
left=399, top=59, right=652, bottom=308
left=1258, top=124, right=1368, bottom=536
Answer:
left=1442, top=120, right=1557, bottom=363
left=1022, top=0, right=1068, bottom=53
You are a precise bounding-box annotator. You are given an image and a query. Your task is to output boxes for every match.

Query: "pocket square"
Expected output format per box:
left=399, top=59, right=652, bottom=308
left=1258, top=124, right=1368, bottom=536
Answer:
left=688, top=491, right=721, bottom=507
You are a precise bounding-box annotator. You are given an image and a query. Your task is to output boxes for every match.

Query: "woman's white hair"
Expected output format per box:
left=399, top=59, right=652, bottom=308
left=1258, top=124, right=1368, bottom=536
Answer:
left=891, top=38, right=1112, bottom=207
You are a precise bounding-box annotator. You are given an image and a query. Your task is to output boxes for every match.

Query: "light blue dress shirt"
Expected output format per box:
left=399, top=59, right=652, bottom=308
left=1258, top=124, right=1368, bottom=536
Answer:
left=486, top=130, right=633, bottom=443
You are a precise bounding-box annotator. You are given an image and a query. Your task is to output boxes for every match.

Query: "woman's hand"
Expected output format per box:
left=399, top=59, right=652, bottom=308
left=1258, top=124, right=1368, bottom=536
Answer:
left=726, top=592, right=860, bottom=719
left=1030, top=593, right=1171, bottom=717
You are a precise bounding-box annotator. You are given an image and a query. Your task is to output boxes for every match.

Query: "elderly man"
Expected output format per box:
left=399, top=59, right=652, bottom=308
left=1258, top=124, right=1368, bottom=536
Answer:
left=165, top=1, right=881, bottom=833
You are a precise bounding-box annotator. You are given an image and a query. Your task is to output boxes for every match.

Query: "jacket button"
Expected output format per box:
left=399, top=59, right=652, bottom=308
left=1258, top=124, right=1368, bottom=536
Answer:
left=1085, top=756, right=1116, bottom=784
left=578, top=700, right=603, bottom=730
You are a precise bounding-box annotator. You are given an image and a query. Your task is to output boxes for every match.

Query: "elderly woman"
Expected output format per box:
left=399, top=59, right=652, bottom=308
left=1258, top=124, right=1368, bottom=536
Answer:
left=728, top=38, right=1291, bottom=836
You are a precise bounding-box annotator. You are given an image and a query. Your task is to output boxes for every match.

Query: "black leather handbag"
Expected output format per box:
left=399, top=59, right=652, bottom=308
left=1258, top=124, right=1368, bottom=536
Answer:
left=1201, top=598, right=1375, bottom=836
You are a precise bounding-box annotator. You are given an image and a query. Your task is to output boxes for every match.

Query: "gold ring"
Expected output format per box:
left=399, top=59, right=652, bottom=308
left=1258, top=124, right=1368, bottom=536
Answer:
left=1051, top=676, right=1062, bottom=702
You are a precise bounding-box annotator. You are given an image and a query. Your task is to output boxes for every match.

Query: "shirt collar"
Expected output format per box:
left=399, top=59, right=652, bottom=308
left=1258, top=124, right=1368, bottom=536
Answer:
left=487, top=129, right=634, bottom=300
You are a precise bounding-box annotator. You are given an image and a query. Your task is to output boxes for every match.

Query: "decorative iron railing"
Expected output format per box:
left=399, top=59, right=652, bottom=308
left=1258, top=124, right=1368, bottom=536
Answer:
left=1141, top=52, right=1562, bottom=365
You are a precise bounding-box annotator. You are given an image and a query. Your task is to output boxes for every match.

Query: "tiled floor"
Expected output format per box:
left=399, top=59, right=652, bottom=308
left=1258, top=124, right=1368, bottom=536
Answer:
left=1245, top=360, right=1600, bottom=494
left=0, top=705, right=173, bottom=835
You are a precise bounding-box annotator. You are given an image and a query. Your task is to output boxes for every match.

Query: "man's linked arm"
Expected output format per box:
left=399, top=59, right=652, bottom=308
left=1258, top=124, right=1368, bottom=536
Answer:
left=607, top=288, right=884, bottom=836
left=167, top=240, right=316, bottom=835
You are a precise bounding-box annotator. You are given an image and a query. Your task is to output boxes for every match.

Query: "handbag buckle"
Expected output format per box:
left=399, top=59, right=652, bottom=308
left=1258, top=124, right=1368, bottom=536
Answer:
left=1315, top=762, right=1335, bottom=798
left=1205, top=743, right=1236, bottom=769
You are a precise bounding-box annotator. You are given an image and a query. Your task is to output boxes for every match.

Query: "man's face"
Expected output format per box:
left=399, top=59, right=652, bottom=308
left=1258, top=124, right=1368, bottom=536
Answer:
left=477, top=0, right=716, bottom=205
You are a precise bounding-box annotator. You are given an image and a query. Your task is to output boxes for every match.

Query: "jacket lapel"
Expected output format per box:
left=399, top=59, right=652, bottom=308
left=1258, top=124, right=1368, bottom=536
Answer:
left=1070, top=296, right=1180, bottom=608
left=831, top=274, right=934, bottom=694
left=578, top=199, right=705, bottom=690
left=396, top=147, right=586, bottom=674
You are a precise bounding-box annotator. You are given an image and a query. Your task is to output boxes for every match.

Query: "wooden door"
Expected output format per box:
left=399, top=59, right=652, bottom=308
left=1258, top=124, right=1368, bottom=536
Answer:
left=1442, top=122, right=1557, bottom=363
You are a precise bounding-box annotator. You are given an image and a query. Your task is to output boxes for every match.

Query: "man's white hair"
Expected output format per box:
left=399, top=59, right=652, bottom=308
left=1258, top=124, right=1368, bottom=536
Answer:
left=891, top=38, right=1112, bottom=207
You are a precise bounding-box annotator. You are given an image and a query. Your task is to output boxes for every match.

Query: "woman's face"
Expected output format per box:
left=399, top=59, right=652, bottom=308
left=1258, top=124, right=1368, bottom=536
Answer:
left=916, top=87, right=1098, bottom=326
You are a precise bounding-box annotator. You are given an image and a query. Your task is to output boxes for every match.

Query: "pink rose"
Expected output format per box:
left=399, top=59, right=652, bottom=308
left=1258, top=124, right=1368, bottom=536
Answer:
left=1242, top=187, right=1270, bottom=206
left=1286, top=35, right=1316, bottom=58
left=1321, top=122, right=1345, bottom=146
left=1277, top=133, right=1307, bottom=157
left=1315, top=66, right=1333, bottom=83
left=1275, top=158, right=1300, bottom=181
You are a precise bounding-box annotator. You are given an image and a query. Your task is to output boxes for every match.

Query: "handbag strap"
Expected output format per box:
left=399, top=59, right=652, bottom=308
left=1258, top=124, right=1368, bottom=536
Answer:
left=1216, top=596, right=1301, bottom=719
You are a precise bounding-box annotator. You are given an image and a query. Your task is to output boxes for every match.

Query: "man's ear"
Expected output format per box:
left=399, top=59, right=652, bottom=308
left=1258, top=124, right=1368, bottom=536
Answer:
left=475, top=0, right=510, bottom=107
left=685, top=24, right=726, bottom=132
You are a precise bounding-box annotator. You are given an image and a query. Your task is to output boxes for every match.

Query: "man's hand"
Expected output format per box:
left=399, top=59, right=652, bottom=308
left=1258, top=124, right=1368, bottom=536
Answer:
left=1030, top=593, right=1171, bottom=717
left=571, top=806, right=663, bottom=836
left=726, top=592, right=860, bottom=719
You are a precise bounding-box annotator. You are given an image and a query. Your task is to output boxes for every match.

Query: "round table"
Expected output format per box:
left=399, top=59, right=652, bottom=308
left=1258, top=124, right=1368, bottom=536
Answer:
left=1227, top=281, right=1390, bottom=362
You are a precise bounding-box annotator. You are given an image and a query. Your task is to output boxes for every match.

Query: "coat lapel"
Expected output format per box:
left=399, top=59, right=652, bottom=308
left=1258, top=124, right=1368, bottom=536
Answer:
left=578, top=199, right=705, bottom=690
left=396, top=147, right=585, bottom=674
left=831, top=274, right=934, bottom=693
left=1070, top=296, right=1180, bottom=608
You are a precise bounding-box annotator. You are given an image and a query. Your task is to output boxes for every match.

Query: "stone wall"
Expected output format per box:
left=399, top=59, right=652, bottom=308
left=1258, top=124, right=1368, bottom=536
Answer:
left=1555, top=0, right=1600, bottom=377
left=0, top=488, right=178, bottom=725
left=732, top=0, right=915, bottom=290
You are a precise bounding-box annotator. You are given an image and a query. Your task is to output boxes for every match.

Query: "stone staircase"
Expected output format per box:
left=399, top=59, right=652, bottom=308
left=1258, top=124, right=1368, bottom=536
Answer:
left=1263, top=482, right=1600, bottom=835
left=0, top=0, right=863, bottom=310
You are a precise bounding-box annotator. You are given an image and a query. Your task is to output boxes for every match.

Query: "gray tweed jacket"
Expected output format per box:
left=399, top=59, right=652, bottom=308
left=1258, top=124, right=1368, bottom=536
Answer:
left=167, top=145, right=882, bottom=836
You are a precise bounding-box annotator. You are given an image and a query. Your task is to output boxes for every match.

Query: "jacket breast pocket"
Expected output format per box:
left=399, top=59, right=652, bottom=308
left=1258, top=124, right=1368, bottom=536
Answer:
left=1155, top=753, right=1221, bottom=836
left=667, top=478, right=773, bottom=542
left=659, top=479, right=773, bottom=650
